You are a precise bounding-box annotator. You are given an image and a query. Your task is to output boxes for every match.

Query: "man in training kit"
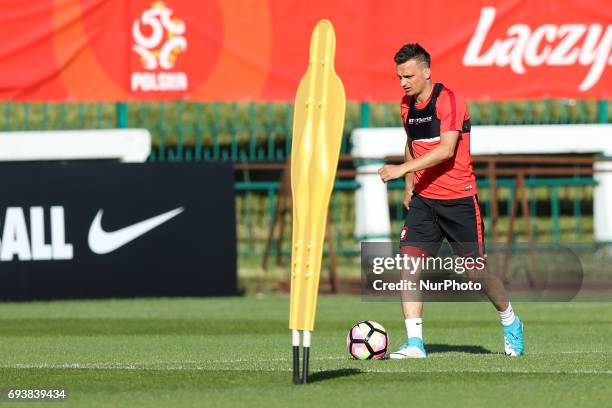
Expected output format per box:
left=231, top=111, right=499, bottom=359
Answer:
left=378, top=43, right=524, bottom=358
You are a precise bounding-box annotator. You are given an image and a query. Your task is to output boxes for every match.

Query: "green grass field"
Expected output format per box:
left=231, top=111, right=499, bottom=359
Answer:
left=1, top=296, right=611, bottom=407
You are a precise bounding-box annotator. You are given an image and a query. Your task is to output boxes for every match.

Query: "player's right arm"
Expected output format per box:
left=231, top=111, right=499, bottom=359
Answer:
left=400, top=96, right=414, bottom=209
left=403, top=141, right=414, bottom=209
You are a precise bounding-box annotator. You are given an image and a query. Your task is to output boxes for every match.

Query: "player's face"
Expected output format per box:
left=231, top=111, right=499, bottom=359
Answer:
left=396, top=59, right=430, bottom=97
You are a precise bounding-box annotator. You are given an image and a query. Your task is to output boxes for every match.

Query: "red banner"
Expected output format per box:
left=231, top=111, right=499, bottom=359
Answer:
left=2, top=0, right=610, bottom=101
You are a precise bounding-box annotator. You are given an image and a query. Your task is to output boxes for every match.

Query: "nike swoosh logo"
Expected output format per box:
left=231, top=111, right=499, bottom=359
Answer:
left=88, top=207, right=184, bottom=255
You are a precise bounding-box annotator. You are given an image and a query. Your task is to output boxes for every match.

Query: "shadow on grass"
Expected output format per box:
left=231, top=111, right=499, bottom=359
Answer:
left=427, top=344, right=495, bottom=355
left=307, top=368, right=362, bottom=383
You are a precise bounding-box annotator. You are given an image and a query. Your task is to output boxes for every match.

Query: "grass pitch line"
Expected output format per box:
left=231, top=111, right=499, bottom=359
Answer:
left=554, top=350, right=612, bottom=355
left=182, top=350, right=610, bottom=363
left=360, top=368, right=612, bottom=375
left=2, top=349, right=610, bottom=370
left=4, top=363, right=612, bottom=376
left=183, top=350, right=612, bottom=363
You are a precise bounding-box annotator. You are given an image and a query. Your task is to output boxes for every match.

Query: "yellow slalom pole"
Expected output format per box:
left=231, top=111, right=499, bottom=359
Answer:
left=289, top=19, right=346, bottom=384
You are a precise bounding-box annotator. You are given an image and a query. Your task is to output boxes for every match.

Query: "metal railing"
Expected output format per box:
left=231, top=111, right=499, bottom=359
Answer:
left=237, top=176, right=596, bottom=257
left=1, top=100, right=609, bottom=162
left=0, top=100, right=608, bottom=256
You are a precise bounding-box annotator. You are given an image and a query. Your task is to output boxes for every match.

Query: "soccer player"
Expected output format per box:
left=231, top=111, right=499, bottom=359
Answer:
left=378, top=43, right=524, bottom=358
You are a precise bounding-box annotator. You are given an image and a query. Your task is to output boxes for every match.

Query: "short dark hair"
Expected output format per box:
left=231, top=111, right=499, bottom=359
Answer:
left=394, top=43, right=431, bottom=67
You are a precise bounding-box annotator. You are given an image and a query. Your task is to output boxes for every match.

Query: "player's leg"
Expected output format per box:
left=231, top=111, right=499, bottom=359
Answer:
left=392, top=245, right=427, bottom=358
left=389, top=195, right=442, bottom=359
left=437, top=195, right=524, bottom=356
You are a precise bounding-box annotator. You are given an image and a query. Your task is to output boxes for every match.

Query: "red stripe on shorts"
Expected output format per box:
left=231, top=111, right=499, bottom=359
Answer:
left=472, top=195, right=484, bottom=256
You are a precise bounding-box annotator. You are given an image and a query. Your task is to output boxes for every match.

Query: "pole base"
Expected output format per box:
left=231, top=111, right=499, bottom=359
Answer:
left=302, top=347, right=310, bottom=384
left=293, top=345, right=300, bottom=384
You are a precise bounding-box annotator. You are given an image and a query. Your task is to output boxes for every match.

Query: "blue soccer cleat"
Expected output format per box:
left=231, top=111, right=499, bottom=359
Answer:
left=389, top=337, right=427, bottom=359
left=503, top=317, right=524, bottom=356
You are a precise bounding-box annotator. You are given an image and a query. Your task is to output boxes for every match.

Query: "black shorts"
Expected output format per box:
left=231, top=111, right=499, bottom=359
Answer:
left=399, top=194, right=485, bottom=258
